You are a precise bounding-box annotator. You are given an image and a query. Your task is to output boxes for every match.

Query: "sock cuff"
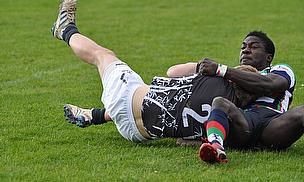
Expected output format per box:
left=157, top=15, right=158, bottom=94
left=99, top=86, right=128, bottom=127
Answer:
left=206, top=108, right=229, bottom=139
left=92, top=108, right=106, bottom=125
left=208, top=108, right=227, bottom=121
left=62, top=23, right=79, bottom=45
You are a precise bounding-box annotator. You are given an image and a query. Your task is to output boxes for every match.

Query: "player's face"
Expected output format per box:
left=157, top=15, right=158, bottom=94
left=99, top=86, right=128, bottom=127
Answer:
left=239, top=36, right=272, bottom=71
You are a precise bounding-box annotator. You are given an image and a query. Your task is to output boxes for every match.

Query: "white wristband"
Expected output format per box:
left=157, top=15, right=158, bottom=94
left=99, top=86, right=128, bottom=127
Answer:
left=216, top=64, right=228, bottom=77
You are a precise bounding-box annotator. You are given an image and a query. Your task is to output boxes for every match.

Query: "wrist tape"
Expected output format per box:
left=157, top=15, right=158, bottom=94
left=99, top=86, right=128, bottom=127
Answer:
left=216, top=64, right=228, bottom=77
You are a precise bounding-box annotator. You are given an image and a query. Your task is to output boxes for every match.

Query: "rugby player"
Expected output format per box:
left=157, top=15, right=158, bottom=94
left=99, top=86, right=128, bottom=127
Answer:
left=168, top=31, right=302, bottom=164
left=51, top=1, right=256, bottom=147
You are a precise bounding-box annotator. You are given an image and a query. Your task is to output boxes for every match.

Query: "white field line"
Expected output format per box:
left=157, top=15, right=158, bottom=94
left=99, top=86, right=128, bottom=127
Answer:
left=0, top=63, right=83, bottom=91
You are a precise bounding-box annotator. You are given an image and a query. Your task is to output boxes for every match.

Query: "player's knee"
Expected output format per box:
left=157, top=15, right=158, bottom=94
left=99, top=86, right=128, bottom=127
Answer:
left=295, top=106, right=304, bottom=125
left=212, top=97, right=231, bottom=112
left=298, top=105, right=304, bottom=113
left=95, top=48, right=116, bottom=57
left=94, top=49, right=118, bottom=64
left=166, top=65, right=177, bottom=76
left=104, top=49, right=116, bottom=56
left=289, top=105, right=304, bottom=123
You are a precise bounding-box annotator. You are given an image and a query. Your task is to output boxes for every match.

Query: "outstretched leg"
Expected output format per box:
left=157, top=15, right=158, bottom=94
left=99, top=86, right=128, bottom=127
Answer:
left=52, top=0, right=118, bottom=128
left=51, top=1, right=148, bottom=142
left=260, top=105, right=304, bottom=149
left=51, top=0, right=118, bottom=81
left=51, top=0, right=119, bottom=126
left=69, top=34, right=118, bottom=80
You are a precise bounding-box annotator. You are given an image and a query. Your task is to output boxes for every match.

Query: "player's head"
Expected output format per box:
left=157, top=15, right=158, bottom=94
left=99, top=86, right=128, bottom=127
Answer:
left=239, top=31, right=275, bottom=71
left=233, top=65, right=261, bottom=108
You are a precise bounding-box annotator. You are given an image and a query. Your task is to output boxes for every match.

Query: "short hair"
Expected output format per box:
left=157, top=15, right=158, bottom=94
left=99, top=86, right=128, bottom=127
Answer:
left=245, top=31, right=275, bottom=60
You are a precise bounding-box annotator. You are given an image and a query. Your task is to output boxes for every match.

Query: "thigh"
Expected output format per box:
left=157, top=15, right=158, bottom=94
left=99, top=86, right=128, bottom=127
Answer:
left=260, top=106, right=304, bottom=149
left=226, top=115, right=251, bottom=148
left=224, top=105, right=251, bottom=148
left=210, top=97, right=251, bottom=148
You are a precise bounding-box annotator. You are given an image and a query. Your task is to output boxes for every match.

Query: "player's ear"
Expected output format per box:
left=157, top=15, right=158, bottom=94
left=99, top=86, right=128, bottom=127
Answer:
left=266, top=54, right=272, bottom=64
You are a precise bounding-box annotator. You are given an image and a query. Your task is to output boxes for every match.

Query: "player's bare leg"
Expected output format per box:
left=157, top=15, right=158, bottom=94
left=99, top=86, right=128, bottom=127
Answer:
left=259, top=105, right=304, bottom=149
left=69, top=34, right=118, bottom=80
left=176, top=99, right=251, bottom=149
left=52, top=0, right=122, bottom=127
left=204, top=97, right=251, bottom=148
left=51, top=0, right=119, bottom=81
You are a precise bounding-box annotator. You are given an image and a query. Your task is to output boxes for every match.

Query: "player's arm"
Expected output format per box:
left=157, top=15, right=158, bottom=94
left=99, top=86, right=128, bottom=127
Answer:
left=225, top=68, right=289, bottom=95
left=199, top=58, right=289, bottom=96
left=167, top=62, right=197, bottom=77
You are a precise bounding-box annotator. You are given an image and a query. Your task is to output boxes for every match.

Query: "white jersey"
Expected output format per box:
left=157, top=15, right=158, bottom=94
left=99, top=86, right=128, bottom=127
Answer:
left=253, top=64, right=296, bottom=113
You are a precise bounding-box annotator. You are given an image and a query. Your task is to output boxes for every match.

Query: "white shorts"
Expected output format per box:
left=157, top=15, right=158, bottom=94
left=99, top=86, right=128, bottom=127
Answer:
left=101, top=61, right=147, bottom=142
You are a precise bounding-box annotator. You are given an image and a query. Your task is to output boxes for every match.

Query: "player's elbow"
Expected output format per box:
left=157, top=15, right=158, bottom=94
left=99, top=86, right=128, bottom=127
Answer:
left=166, top=65, right=185, bottom=77
left=167, top=62, right=197, bottom=77
left=166, top=66, right=176, bottom=77
left=212, top=97, right=234, bottom=113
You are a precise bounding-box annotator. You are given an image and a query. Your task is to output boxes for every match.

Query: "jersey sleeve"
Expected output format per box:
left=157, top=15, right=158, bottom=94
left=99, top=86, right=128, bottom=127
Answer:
left=270, top=64, right=296, bottom=89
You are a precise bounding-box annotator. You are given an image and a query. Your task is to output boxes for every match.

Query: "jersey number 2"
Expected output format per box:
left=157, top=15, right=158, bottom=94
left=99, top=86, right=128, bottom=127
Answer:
left=182, top=104, right=211, bottom=127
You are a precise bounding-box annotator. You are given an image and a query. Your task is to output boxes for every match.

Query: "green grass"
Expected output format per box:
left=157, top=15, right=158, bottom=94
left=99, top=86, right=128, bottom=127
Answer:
left=1, top=0, right=304, bottom=181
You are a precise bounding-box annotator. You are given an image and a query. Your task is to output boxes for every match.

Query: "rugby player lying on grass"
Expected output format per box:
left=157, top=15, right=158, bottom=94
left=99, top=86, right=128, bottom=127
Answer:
left=52, top=0, right=259, bottom=162
left=167, top=31, right=303, bottom=164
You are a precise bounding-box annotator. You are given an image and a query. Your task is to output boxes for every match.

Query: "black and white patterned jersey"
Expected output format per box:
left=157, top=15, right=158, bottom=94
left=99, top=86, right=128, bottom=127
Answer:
left=141, top=74, right=237, bottom=140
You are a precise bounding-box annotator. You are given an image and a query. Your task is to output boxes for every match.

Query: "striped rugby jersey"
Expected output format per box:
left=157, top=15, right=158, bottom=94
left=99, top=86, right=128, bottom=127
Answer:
left=253, top=64, right=296, bottom=113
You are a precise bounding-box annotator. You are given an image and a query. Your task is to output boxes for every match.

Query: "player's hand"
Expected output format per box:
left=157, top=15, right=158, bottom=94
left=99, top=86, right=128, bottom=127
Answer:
left=197, top=58, right=218, bottom=76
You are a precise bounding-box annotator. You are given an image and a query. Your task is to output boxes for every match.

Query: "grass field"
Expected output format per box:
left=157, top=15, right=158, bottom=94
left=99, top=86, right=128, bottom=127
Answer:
left=1, top=0, right=304, bottom=181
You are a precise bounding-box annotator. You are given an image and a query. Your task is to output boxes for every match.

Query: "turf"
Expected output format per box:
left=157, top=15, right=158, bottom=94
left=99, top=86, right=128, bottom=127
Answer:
left=1, top=0, right=304, bottom=181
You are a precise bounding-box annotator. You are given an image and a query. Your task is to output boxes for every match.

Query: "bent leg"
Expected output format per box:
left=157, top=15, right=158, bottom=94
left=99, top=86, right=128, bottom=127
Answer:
left=211, top=97, right=251, bottom=148
left=260, top=105, right=304, bottom=149
left=200, top=97, right=246, bottom=163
